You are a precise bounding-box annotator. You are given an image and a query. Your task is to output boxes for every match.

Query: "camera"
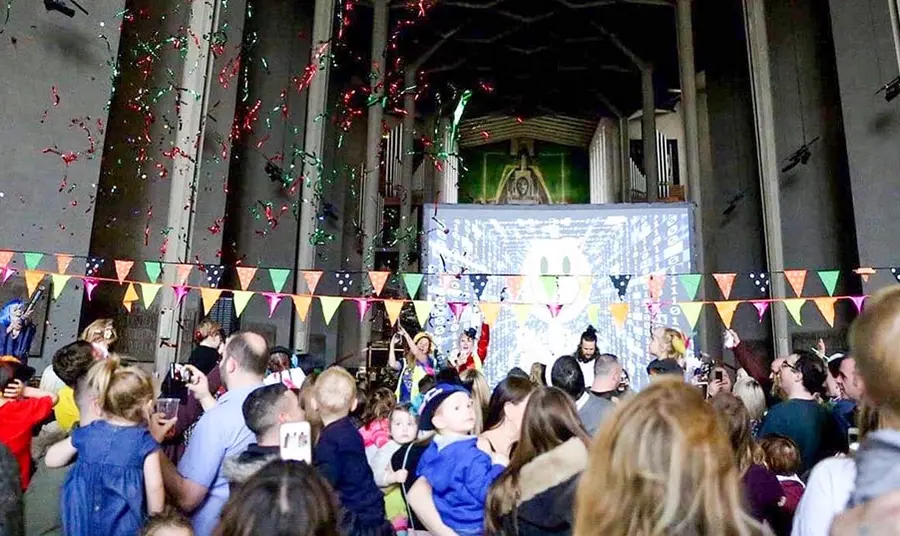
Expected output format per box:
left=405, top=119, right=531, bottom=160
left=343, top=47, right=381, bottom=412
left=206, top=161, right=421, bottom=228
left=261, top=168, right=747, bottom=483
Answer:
left=170, top=363, right=194, bottom=384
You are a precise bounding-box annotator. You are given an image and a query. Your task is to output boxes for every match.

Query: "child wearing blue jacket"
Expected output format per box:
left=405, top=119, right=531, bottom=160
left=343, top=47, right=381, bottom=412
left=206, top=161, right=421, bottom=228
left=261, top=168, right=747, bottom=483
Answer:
left=412, top=383, right=506, bottom=536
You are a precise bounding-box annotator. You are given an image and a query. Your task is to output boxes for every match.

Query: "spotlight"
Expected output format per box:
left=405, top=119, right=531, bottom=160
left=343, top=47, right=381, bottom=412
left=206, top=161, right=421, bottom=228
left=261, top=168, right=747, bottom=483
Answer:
left=44, top=0, right=89, bottom=17
left=781, top=137, right=819, bottom=174
left=877, top=76, right=900, bottom=102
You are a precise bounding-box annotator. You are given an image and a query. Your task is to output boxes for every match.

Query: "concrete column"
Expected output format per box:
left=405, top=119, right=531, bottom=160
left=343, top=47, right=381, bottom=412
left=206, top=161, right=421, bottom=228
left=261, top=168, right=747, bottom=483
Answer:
left=292, top=0, right=336, bottom=352
left=399, top=70, right=416, bottom=271
left=154, top=0, right=221, bottom=376
left=641, top=67, right=659, bottom=202
left=619, top=117, right=632, bottom=202
left=743, top=0, right=790, bottom=356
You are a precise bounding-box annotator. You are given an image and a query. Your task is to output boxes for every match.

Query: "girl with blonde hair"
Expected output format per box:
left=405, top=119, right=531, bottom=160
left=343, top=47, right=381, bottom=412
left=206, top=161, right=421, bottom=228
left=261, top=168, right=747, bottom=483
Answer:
left=575, top=379, right=769, bottom=536
left=388, top=326, right=435, bottom=403
left=649, top=326, right=687, bottom=366
left=460, top=368, right=490, bottom=434
left=80, top=318, right=117, bottom=359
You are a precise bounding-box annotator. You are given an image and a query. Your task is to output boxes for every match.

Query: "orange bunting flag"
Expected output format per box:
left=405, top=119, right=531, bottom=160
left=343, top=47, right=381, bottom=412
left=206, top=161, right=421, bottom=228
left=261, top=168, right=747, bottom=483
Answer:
left=0, top=251, right=12, bottom=268
left=114, top=260, right=134, bottom=284
left=122, top=283, right=140, bottom=312
left=369, top=271, right=390, bottom=296
left=609, top=302, right=629, bottom=328
left=479, top=302, right=501, bottom=327
left=303, top=271, right=323, bottom=294
left=713, top=273, right=737, bottom=300
left=784, top=270, right=807, bottom=297
left=854, top=267, right=876, bottom=282
left=292, top=295, right=312, bottom=321
left=319, top=296, right=343, bottom=325
left=715, top=301, right=740, bottom=328
left=413, top=300, right=433, bottom=327
left=235, top=267, right=258, bottom=291
left=24, top=271, right=44, bottom=298
left=200, top=288, right=223, bottom=315
left=56, top=254, right=73, bottom=275
left=383, top=300, right=405, bottom=326
left=505, top=276, right=523, bottom=300
left=813, top=297, right=837, bottom=327
left=176, top=264, right=193, bottom=285
left=647, top=273, right=666, bottom=301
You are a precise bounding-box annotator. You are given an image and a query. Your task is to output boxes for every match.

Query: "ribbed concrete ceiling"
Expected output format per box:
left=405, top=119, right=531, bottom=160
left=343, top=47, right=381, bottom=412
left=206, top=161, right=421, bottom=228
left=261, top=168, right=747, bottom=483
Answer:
left=458, top=115, right=599, bottom=148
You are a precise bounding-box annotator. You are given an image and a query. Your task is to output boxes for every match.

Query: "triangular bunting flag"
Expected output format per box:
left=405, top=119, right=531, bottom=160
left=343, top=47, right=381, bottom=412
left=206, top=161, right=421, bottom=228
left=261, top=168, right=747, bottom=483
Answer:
left=51, top=274, right=70, bottom=300
left=469, top=274, right=488, bottom=301
left=751, top=300, right=769, bottom=322
left=114, top=260, right=134, bottom=284
left=292, top=295, right=313, bottom=321
left=609, top=302, right=629, bottom=328
left=749, top=272, right=769, bottom=294
left=678, top=302, right=704, bottom=331
left=83, top=277, right=99, bottom=301
left=817, top=270, right=840, bottom=297
left=264, top=293, right=284, bottom=318
left=647, top=301, right=663, bottom=320
left=578, top=275, right=593, bottom=299
left=783, top=299, right=806, bottom=325
left=413, top=300, right=433, bottom=327
left=269, top=268, right=291, bottom=294
left=85, top=257, right=104, bottom=277
left=448, top=302, right=467, bottom=321
left=354, top=298, right=371, bottom=321
left=235, top=267, right=258, bottom=291
left=383, top=300, right=405, bottom=326
left=24, top=271, right=44, bottom=298
left=200, top=288, right=223, bottom=315
left=335, top=272, right=354, bottom=293
left=891, top=268, right=900, bottom=284
left=1, top=267, right=15, bottom=284
left=854, top=267, right=876, bottom=282
left=587, top=304, right=600, bottom=326
left=173, top=285, right=190, bottom=305
left=713, top=273, right=736, bottom=300
left=715, top=301, right=740, bottom=328
left=232, top=290, right=254, bottom=317
left=144, top=261, right=162, bottom=284
left=547, top=303, right=563, bottom=318
left=0, top=251, right=12, bottom=268
left=609, top=275, right=632, bottom=300
left=784, top=270, right=807, bottom=297
left=678, top=274, right=702, bottom=301
left=303, top=271, right=323, bottom=294
left=176, top=264, right=192, bottom=285
left=122, top=282, right=140, bottom=306
left=402, top=273, right=424, bottom=299
left=24, top=252, right=43, bottom=271
left=123, top=301, right=133, bottom=313
left=479, top=302, right=501, bottom=326
left=648, top=273, right=666, bottom=301
left=368, top=271, right=390, bottom=296
left=319, top=296, right=343, bottom=325
left=813, top=297, right=837, bottom=327
left=140, top=283, right=162, bottom=309
left=56, top=254, right=73, bottom=275
left=512, top=303, right=532, bottom=323
left=850, top=295, right=866, bottom=313
left=205, top=265, right=225, bottom=288
left=540, top=276, right=557, bottom=301
left=505, top=276, right=523, bottom=301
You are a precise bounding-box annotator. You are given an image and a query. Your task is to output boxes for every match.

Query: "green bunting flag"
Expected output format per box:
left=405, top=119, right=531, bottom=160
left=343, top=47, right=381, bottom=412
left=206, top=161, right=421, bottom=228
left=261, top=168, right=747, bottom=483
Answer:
left=269, top=268, right=291, bottom=294
left=24, top=252, right=43, bottom=270
left=817, top=270, right=840, bottom=297
left=402, top=273, right=425, bottom=299
left=678, top=274, right=702, bottom=301
left=144, top=262, right=162, bottom=284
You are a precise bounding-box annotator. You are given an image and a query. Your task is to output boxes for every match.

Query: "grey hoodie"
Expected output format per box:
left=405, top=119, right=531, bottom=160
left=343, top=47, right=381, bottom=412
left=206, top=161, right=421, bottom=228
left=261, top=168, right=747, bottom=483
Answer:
left=849, top=429, right=900, bottom=507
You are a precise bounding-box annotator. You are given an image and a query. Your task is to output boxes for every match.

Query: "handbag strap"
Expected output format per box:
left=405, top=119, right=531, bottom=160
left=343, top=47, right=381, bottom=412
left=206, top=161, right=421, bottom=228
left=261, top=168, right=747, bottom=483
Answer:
left=401, top=443, right=417, bottom=531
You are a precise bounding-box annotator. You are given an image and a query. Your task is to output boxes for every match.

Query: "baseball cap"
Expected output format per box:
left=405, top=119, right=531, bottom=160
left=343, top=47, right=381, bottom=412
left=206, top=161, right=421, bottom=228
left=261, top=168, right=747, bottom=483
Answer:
left=418, top=383, right=470, bottom=431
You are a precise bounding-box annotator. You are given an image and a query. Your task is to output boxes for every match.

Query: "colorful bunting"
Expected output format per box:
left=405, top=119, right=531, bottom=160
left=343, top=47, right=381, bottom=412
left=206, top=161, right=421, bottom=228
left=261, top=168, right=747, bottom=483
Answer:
left=176, top=264, right=192, bottom=285
left=547, top=303, right=563, bottom=318
left=24, top=271, right=44, bottom=298
left=609, top=275, right=631, bottom=300
left=540, top=276, right=557, bottom=301
left=751, top=300, right=769, bottom=322
left=892, top=268, right=900, bottom=284
left=173, top=285, right=190, bottom=305
left=122, top=283, right=139, bottom=312
left=854, top=267, right=875, bottom=282
left=0, top=251, right=12, bottom=268
left=383, top=300, right=405, bottom=326
left=50, top=274, right=70, bottom=300
left=479, top=302, right=501, bottom=326
left=264, top=293, right=284, bottom=318
left=648, top=273, right=666, bottom=300
left=269, top=268, right=291, bottom=293
left=24, top=252, right=43, bottom=271
left=448, top=301, right=467, bottom=321
left=140, top=283, right=162, bottom=309
left=609, top=302, right=629, bottom=328
left=678, top=274, right=702, bottom=301
left=292, top=295, right=312, bottom=321
left=850, top=295, right=866, bottom=313
left=678, top=302, right=704, bottom=331
left=784, top=270, right=807, bottom=297
left=1, top=267, right=14, bottom=284
left=749, top=272, right=769, bottom=294
left=303, top=271, right=323, bottom=294
left=505, top=276, right=523, bottom=300
left=469, top=274, right=488, bottom=301
left=368, top=271, right=390, bottom=296
left=402, top=273, right=424, bottom=299
left=512, top=303, right=532, bottom=323
left=713, top=273, right=736, bottom=299
left=715, top=301, right=740, bottom=328
left=354, top=298, right=371, bottom=321
left=587, top=304, right=600, bottom=327
left=85, top=257, right=104, bottom=277
left=200, top=288, right=223, bottom=315
left=335, top=272, right=353, bottom=293
left=440, top=274, right=454, bottom=290
left=578, top=275, right=593, bottom=299
left=236, top=267, right=258, bottom=291
left=144, top=261, right=162, bottom=284
left=817, top=270, right=840, bottom=297
left=783, top=299, right=806, bottom=325
left=813, top=297, right=837, bottom=327
left=320, top=296, right=343, bottom=325
left=114, top=260, right=134, bottom=284
left=56, top=254, right=73, bottom=275
left=647, top=301, right=663, bottom=320
left=205, top=265, right=225, bottom=288
left=413, top=300, right=433, bottom=327
left=83, top=277, right=99, bottom=301
left=232, top=290, right=254, bottom=317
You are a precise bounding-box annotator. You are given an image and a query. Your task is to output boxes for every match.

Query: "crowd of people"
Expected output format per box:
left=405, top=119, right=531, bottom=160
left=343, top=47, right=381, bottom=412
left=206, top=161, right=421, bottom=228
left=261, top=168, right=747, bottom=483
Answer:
left=3, top=288, right=900, bottom=535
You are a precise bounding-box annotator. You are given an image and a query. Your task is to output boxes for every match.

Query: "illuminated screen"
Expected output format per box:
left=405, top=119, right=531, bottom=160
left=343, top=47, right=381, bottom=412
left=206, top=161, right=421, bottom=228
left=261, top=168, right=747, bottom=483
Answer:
left=422, top=203, right=696, bottom=390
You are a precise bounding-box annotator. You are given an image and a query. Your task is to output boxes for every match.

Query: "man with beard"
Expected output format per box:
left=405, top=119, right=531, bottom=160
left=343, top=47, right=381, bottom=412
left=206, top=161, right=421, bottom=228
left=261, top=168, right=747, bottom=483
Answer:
left=574, top=325, right=602, bottom=386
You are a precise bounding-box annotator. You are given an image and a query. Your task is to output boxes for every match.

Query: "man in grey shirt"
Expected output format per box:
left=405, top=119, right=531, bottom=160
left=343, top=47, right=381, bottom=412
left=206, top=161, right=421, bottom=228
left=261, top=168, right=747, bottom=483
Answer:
left=578, top=353, right=622, bottom=436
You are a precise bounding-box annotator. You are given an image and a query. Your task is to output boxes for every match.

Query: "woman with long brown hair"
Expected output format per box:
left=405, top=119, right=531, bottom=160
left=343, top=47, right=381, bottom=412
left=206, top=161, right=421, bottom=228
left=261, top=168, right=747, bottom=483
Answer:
left=485, top=387, right=590, bottom=536
left=477, top=376, right=537, bottom=460
left=575, top=379, right=769, bottom=536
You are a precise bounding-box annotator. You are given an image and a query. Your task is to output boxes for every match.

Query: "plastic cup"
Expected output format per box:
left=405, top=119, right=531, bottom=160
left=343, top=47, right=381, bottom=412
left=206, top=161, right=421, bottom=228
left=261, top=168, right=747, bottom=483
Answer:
left=156, top=398, right=180, bottom=419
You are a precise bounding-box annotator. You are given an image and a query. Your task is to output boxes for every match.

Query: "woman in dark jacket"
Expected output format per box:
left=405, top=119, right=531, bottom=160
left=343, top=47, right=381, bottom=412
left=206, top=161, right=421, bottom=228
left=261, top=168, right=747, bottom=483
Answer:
left=485, top=387, right=591, bottom=536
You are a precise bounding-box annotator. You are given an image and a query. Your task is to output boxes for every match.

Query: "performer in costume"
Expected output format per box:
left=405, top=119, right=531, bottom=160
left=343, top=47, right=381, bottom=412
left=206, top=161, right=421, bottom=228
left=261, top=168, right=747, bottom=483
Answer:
left=388, top=326, right=435, bottom=403
left=448, top=323, right=490, bottom=374
left=574, top=325, right=602, bottom=386
left=0, top=299, right=37, bottom=364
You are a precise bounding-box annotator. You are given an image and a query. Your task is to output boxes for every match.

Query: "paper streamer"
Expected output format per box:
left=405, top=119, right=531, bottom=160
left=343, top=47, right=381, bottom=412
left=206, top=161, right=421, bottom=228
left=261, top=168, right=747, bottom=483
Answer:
left=402, top=273, right=424, bottom=299
left=269, top=269, right=291, bottom=294
left=678, top=274, right=702, bottom=301
left=383, top=300, right=405, bottom=326
left=83, top=277, right=99, bottom=301
left=678, top=302, right=704, bottom=331
left=479, top=302, right=501, bottom=326
left=24, top=271, right=44, bottom=298
left=713, top=273, right=736, bottom=299
left=56, top=254, right=73, bottom=275
left=784, top=270, right=807, bottom=297
left=264, top=293, right=284, bottom=318
left=609, top=302, right=629, bottom=328
left=292, top=295, right=312, bottom=321
left=303, top=271, right=323, bottom=294
left=115, top=260, right=134, bottom=284
left=751, top=300, right=769, bottom=322
left=715, top=301, right=740, bottom=328
left=354, top=298, right=371, bottom=321
left=24, top=252, right=43, bottom=271
left=368, top=271, right=390, bottom=296
left=236, top=267, right=258, bottom=291
left=173, top=285, right=190, bottom=305
left=413, top=300, right=433, bottom=327
left=783, top=299, right=806, bottom=325
left=140, top=283, right=162, bottom=309
left=51, top=274, right=70, bottom=300
left=320, top=296, right=343, bottom=325
left=232, top=290, right=254, bottom=317
left=813, top=297, right=837, bottom=327
left=144, top=261, right=162, bottom=284
left=817, top=270, right=840, bottom=297
left=200, top=288, right=223, bottom=315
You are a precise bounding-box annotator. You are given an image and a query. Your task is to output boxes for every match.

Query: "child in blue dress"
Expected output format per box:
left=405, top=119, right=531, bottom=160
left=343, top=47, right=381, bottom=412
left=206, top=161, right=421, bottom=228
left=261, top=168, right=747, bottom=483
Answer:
left=46, top=357, right=164, bottom=535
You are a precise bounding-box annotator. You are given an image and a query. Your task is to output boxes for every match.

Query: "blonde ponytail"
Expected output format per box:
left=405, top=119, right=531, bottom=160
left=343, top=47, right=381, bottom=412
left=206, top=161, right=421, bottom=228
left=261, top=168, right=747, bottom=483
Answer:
left=86, top=356, right=154, bottom=423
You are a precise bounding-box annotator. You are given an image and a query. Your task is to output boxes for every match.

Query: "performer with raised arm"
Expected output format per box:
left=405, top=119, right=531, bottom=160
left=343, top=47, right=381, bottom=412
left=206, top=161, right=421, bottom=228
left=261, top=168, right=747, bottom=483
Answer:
left=388, top=326, right=436, bottom=404
left=447, top=322, right=490, bottom=374
left=0, top=286, right=43, bottom=363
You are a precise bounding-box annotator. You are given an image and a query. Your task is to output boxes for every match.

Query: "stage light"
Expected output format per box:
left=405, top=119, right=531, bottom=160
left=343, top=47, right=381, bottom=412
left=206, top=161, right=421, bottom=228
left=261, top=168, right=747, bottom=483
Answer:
left=781, top=137, right=819, bottom=174
left=877, top=76, right=900, bottom=103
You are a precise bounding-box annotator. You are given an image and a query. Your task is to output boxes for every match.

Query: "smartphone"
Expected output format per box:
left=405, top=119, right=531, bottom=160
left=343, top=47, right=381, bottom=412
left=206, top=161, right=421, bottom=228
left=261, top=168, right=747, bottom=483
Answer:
left=279, top=422, right=312, bottom=463
left=714, top=370, right=724, bottom=382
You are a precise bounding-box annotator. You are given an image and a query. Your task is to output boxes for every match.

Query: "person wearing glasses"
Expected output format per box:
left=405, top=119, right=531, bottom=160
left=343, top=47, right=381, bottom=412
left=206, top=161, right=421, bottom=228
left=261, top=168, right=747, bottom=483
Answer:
left=757, top=350, right=848, bottom=475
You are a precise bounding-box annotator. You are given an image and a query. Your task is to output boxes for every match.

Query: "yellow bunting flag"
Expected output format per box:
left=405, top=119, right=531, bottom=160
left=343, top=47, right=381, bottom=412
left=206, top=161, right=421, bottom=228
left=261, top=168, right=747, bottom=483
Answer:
left=114, top=260, right=134, bottom=284
left=413, top=300, right=433, bottom=327
left=714, top=301, right=740, bottom=328
left=50, top=274, right=70, bottom=300
left=678, top=302, right=704, bottom=331
left=587, top=304, right=600, bottom=326
left=200, top=288, right=223, bottom=315
left=479, top=302, right=501, bottom=326
left=140, top=283, right=162, bottom=309
left=122, top=283, right=140, bottom=312
left=292, top=295, right=312, bottom=321
left=512, top=303, right=532, bottom=323
left=578, top=275, right=593, bottom=298
left=784, top=270, right=807, bottom=297
left=713, top=273, right=737, bottom=300
left=319, top=296, right=343, bottom=325
left=56, top=254, right=73, bottom=274
left=232, top=290, right=254, bottom=317
left=813, top=297, right=837, bottom=327
left=383, top=300, right=405, bottom=326
left=783, top=299, right=806, bottom=326
left=369, top=271, right=390, bottom=296
left=24, top=271, right=44, bottom=298
left=176, top=264, right=192, bottom=285
left=235, top=267, right=258, bottom=291
left=609, top=302, right=629, bottom=328
left=303, top=271, right=323, bottom=294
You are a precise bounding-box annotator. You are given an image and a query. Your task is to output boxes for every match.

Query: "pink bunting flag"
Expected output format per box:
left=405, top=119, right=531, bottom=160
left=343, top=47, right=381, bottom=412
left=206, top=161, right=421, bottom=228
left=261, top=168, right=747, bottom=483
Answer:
left=56, top=254, right=73, bottom=275
left=448, top=301, right=466, bottom=321
left=854, top=267, right=876, bottom=283
left=850, top=295, right=866, bottom=313
left=751, top=300, right=769, bottom=322
left=0, top=251, right=12, bottom=268
left=83, top=277, right=99, bottom=301
left=1, top=267, right=15, bottom=284
left=114, top=260, right=134, bottom=284
left=647, top=301, right=663, bottom=320
left=173, top=285, right=190, bottom=305
left=713, top=273, right=737, bottom=300
left=547, top=303, right=563, bottom=318
left=264, top=293, right=283, bottom=318
left=505, top=276, right=523, bottom=300
left=354, top=298, right=371, bottom=321
left=440, top=274, right=454, bottom=289
left=647, top=273, right=666, bottom=301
